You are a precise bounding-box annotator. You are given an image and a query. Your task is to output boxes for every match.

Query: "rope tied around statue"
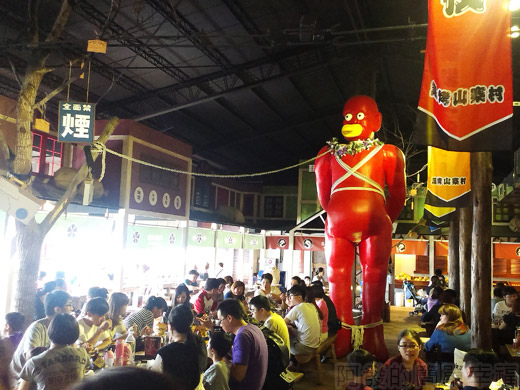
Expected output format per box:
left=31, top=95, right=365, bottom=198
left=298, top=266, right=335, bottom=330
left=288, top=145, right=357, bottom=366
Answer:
left=341, top=320, right=384, bottom=350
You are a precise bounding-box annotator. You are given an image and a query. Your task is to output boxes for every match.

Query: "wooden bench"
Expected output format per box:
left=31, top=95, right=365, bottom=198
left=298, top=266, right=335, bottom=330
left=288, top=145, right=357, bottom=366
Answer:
left=294, top=334, right=337, bottom=384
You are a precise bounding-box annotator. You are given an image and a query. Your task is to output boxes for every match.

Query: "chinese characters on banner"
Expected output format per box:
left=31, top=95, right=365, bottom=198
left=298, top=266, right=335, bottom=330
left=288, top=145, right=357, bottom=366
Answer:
left=415, top=0, right=513, bottom=151
left=58, top=101, right=95, bottom=143
left=423, top=147, right=471, bottom=223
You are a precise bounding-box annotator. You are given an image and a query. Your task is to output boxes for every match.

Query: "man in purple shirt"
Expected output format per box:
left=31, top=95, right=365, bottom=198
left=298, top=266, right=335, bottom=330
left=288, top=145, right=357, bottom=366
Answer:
left=218, top=299, right=268, bottom=390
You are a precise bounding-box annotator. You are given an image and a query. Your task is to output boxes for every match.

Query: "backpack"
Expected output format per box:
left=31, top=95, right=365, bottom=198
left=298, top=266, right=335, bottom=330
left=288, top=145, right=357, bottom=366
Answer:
left=259, top=325, right=292, bottom=389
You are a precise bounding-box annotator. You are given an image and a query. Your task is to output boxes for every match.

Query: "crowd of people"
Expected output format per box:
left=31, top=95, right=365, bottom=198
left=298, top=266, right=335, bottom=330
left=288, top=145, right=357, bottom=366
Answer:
left=0, top=269, right=516, bottom=390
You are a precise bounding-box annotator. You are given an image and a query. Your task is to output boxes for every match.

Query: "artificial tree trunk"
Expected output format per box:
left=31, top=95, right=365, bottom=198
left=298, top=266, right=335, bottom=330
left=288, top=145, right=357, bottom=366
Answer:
left=470, top=152, right=492, bottom=349
left=14, top=220, right=43, bottom=322
left=12, top=117, right=119, bottom=320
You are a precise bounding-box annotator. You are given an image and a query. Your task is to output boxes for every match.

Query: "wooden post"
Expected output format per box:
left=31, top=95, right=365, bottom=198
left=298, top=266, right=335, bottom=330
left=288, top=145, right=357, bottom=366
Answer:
left=448, top=209, right=460, bottom=292
left=459, top=206, right=473, bottom=328
left=470, top=152, right=492, bottom=349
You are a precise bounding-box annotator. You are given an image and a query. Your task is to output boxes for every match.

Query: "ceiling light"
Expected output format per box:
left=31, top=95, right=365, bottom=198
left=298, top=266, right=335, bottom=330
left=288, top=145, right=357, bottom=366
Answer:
left=511, top=32, right=520, bottom=38
left=510, top=0, right=520, bottom=11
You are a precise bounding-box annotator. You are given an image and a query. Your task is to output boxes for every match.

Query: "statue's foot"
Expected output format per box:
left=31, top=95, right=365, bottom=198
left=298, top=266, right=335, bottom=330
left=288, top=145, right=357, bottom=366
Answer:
left=334, top=327, right=353, bottom=358
left=362, top=324, right=388, bottom=362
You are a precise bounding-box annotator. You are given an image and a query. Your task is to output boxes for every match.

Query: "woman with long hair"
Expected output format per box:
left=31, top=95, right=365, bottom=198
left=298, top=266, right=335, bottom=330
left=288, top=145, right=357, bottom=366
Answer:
left=424, top=304, right=471, bottom=353
left=174, top=285, right=192, bottom=309
left=108, top=292, right=130, bottom=337
left=151, top=305, right=207, bottom=390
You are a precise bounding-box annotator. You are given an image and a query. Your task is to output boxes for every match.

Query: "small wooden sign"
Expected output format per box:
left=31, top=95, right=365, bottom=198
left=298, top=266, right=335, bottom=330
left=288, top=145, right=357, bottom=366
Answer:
left=34, top=118, right=50, bottom=133
left=87, top=39, right=107, bottom=53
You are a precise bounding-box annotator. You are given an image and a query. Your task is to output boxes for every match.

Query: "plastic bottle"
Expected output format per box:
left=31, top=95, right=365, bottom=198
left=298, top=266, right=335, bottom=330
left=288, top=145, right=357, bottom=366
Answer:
left=125, top=329, right=136, bottom=364
left=115, top=339, right=125, bottom=366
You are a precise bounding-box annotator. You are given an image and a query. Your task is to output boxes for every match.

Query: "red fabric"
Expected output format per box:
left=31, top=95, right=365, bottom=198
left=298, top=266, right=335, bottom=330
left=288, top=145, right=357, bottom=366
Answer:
left=193, top=290, right=216, bottom=314
left=416, top=0, right=512, bottom=150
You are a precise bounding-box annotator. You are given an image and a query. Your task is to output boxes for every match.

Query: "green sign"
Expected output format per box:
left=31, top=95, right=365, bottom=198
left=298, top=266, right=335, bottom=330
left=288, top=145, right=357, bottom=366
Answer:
left=127, top=225, right=184, bottom=249
left=187, top=228, right=215, bottom=247
left=244, top=234, right=264, bottom=250
left=217, top=231, right=242, bottom=249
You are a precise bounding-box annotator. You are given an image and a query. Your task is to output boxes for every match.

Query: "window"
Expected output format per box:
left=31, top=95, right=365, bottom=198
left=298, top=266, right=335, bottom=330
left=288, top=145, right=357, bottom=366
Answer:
left=264, top=196, right=284, bottom=218
left=32, top=132, right=63, bottom=176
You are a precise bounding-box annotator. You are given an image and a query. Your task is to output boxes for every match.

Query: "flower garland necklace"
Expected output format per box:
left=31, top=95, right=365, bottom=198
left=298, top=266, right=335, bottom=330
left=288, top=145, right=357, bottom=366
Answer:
left=326, top=137, right=383, bottom=157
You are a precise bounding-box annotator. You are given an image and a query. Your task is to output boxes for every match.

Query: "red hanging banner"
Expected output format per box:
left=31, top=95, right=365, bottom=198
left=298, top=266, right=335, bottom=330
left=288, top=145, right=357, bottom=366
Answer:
left=415, top=0, right=513, bottom=151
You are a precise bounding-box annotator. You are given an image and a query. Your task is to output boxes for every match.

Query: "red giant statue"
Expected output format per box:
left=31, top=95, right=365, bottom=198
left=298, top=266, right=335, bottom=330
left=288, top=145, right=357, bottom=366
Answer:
left=315, top=96, right=406, bottom=361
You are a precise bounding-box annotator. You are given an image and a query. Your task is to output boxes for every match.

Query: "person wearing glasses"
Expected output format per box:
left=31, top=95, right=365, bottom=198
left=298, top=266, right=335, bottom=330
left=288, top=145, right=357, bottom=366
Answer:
left=377, top=330, right=427, bottom=390
left=10, top=290, right=73, bottom=385
left=284, top=285, right=321, bottom=357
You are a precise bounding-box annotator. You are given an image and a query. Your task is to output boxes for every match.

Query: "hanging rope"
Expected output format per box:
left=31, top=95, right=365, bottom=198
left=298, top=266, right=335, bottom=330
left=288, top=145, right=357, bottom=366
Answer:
left=91, top=141, right=329, bottom=179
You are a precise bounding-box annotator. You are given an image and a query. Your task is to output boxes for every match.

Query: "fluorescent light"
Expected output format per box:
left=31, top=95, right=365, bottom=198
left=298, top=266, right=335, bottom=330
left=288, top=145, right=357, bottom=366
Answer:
left=511, top=32, right=520, bottom=38
left=512, top=25, right=520, bottom=32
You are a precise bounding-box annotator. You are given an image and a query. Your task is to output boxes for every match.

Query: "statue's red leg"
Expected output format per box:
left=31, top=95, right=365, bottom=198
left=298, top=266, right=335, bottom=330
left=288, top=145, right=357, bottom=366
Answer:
left=359, top=231, right=392, bottom=362
left=326, top=234, right=355, bottom=358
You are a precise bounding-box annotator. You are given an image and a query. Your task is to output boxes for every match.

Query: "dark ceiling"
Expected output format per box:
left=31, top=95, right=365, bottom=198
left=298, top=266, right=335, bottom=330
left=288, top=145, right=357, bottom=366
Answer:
left=0, top=0, right=517, bottom=185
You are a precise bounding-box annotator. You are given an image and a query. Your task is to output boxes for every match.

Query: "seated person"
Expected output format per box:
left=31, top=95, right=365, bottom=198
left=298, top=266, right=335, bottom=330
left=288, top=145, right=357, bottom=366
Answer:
left=421, top=289, right=458, bottom=329
left=3, top=312, right=24, bottom=350
left=493, top=282, right=505, bottom=303
left=493, top=286, right=517, bottom=328
left=311, top=285, right=329, bottom=343
left=173, top=284, right=193, bottom=309
left=249, top=295, right=290, bottom=358
left=77, top=297, right=112, bottom=351
left=151, top=305, right=207, bottom=389
left=215, top=278, right=227, bottom=306
left=193, top=278, right=221, bottom=315
left=425, top=304, right=471, bottom=353
left=304, top=276, right=311, bottom=287
left=224, top=281, right=245, bottom=301
left=378, top=330, right=427, bottom=390
left=345, top=349, right=376, bottom=390
left=312, top=280, right=341, bottom=336
left=79, top=286, right=109, bottom=317
left=223, top=276, right=234, bottom=296
left=18, top=313, right=89, bottom=390
left=284, top=285, right=321, bottom=357
left=254, top=273, right=281, bottom=305
left=290, top=276, right=302, bottom=287
left=10, top=290, right=72, bottom=381
left=461, top=349, right=499, bottom=390
left=217, top=299, right=268, bottom=390
left=107, top=292, right=130, bottom=339
left=501, top=296, right=520, bottom=330
left=427, top=287, right=444, bottom=313
left=185, top=270, right=200, bottom=292
left=203, top=331, right=232, bottom=390
left=123, top=296, right=167, bottom=337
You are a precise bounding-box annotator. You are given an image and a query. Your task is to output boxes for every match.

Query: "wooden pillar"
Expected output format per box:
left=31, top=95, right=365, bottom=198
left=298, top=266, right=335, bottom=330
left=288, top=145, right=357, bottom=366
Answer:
left=448, top=209, right=460, bottom=292
left=470, top=152, right=492, bottom=349
left=459, top=206, right=473, bottom=328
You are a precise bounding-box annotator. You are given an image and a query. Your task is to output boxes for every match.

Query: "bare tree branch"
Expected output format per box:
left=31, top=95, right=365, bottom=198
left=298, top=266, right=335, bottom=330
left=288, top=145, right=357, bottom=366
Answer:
left=44, top=0, right=73, bottom=43
left=33, top=72, right=82, bottom=111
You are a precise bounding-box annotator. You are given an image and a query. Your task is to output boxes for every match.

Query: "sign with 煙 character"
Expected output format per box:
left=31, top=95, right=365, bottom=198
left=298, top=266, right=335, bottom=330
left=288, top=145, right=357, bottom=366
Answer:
left=415, top=0, right=513, bottom=151
left=58, top=101, right=95, bottom=143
